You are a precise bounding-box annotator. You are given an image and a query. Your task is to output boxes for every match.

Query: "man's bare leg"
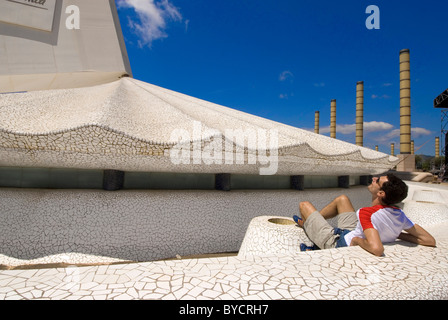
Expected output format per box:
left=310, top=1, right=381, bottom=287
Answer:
left=295, top=195, right=355, bottom=251
left=319, top=195, right=355, bottom=219
left=297, top=195, right=355, bottom=227
left=296, top=201, right=317, bottom=227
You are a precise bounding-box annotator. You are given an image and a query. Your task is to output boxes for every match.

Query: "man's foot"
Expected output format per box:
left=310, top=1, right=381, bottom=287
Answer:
left=293, top=215, right=304, bottom=228
left=299, top=243, right=319, bottom=251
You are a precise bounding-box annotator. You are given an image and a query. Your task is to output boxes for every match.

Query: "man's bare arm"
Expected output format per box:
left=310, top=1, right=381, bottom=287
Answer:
left=398, top=224, right=436, bottom=247
left=350, top=228, right=384, bottom=256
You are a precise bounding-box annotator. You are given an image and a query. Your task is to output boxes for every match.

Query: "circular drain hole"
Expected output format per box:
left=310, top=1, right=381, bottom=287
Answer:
left=268, top=218, right=295, bottom=225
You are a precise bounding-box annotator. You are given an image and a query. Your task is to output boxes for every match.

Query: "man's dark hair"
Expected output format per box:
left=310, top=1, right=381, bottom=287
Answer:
left=380, top=173, right=408, bottom=205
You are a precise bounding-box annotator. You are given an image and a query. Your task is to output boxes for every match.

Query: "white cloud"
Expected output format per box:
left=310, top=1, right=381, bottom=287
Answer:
left=373, top=128, right=400, bottom=142
left=117, top=0, right=182, bottom=48
left=371, top=127, right=432, bottom=143
left=371, top=94, right=391, bottom=99
left=279, top=70, right=294, bottom=82
left=313, top=82, right=325, bottom=87
left=308, top=119, right=432, bottom=150
left=411, top=127, right=432, bottom=137
left=335, top=124, right=356, bottom=135
left=319, top=121, right=394, bottom=135
left=279, top=93, right=294, bottom=99
left=363, top=121, right=394, bottom=132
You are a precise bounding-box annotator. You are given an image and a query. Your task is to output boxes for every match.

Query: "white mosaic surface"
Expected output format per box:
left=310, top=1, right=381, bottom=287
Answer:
left=0, top=182, right=447, bottom=300
left=0, top=187, right=372, bottom=266
left=0, top=239, right=447, bottom=300
left=0, top=78, right=398, bottom=175
left=403, top=182, right=448, bottom=227
left=238, top=216, right=314, bottom=257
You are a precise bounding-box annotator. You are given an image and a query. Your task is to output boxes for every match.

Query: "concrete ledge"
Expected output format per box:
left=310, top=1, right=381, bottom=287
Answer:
left=238, top=216, right=312, bottom=257
left=386, top=171, right=435, bottom=183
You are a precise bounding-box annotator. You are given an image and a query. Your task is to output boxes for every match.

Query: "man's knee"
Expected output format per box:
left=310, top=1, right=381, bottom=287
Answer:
left=336, top=195, right=350, bottom=203
left=334, top=195, right=355, bottom=214
left=299, top=201, right=311, bottom=211
left=335, top=195, right=353, bottom=208
left=299, top=201, right=316, bottom=217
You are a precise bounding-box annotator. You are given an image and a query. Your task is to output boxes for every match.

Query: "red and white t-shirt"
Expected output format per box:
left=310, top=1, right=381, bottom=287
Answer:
left=344, top=205, right=415, bottom=246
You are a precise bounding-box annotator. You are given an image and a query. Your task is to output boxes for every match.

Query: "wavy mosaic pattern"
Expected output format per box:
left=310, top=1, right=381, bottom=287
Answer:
left=0, top=78, right=398, bottom=175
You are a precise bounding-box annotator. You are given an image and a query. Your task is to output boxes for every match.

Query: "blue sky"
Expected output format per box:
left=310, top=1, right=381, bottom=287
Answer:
left=115, top=0, right=448, bottom=156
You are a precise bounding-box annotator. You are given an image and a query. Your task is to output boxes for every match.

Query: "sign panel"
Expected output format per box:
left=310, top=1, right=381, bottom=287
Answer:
left=0, top=0, right=57, bottom=31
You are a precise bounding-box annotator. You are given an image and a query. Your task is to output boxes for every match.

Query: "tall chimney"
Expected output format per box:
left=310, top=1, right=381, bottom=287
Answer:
left=330, top=99, right=336, bottom=139
left=356, top=81, right=364, bottom=146
left=391, top=143, right=395, bottom=156
left=397, top=49, right=415, bottom=171
left=399, top=49, right=411, bottom=154
left=436, top=137, right=440, bottom=158
left=314, top=111, right=320, bottom=134
left=375, top=145, right=378, bottom=152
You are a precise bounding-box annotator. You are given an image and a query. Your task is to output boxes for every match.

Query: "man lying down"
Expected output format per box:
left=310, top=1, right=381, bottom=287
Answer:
left=293, top=174, right=436, bottom=256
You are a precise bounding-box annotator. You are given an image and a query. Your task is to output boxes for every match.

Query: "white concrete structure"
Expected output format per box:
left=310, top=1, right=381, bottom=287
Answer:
left=0, top=0, right=57, bottom=32
left=0, top=0, right=397, bottom=177
left=0, top=182, right=447, bottom=300
left=0, top=78, right=398, bottom=176
left=238, top=216, right=314, bottom=257
left=0, top=0, right=131, bottom=93
left=0, top=186, right=374, bottom=265
left=2, top=0, right=446, bottom=301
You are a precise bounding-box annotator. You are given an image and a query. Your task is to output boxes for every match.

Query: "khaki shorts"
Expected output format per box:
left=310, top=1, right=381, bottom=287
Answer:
left=303, top=211, right=358, bottom=249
